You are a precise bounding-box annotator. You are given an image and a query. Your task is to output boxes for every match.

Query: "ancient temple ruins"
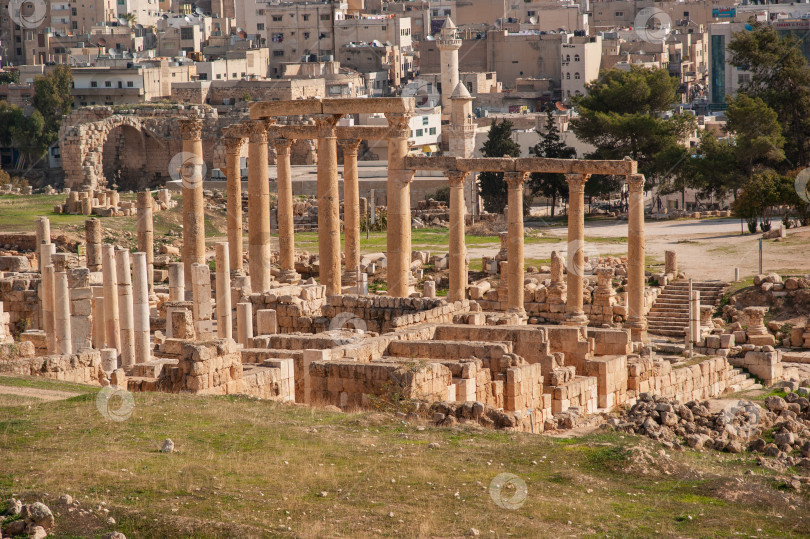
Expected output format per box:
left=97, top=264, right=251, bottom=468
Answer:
left=0, top=96, right=797, bottom=433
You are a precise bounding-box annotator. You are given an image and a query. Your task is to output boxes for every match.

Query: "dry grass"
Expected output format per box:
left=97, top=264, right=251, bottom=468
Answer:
left=0, top=375, right=808, bottom=538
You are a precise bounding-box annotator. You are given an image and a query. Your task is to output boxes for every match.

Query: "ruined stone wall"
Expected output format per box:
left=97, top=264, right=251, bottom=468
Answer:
left=0, top=274, right=41, bottom=335
left=627, top=356, right=729, bottom=402
left=248, top=284, right=328, bottom=334
left=0, top=347, right=100, bottom=384
left=321, top=296, right=473, bottom=334
left=309, top=359, right=452, bottom=408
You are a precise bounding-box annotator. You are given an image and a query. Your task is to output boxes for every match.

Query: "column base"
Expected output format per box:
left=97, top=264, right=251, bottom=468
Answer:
left=278, top=269, right=301, bottom=284
left=562, top=312, right=589, bottom=326
left=626, top=316, right=648, bottom=343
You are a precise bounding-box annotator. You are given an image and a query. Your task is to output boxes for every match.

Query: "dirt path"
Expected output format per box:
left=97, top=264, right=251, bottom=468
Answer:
left=0, top=384, right=83, bottom=402
left=465, top=219, right=810, bottom=281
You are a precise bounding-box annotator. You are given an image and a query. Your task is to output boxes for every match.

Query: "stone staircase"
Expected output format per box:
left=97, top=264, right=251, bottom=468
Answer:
left=646, top=280, right=728, bottom=337
left=727, top=366, right=762, bottom=393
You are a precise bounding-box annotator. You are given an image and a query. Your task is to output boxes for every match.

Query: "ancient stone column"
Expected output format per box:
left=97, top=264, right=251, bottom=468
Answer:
left=115, top=248, right=135, bottom=368
left=68, top=268, right=92, bottom=353
left=91, top=286, right=105, bottom=349
left=53, top=270, right=72, bottom=355
left=85, top=218, right=102, bottom=272
left=36, top=216, right=50, bottom=249
left=315, top=114, right=342, bottom=296
left=191, top=262, right=213, bottom=339
left=178, top=118, right=206, bottom=284
left=385, top=112, right=414, bottom=297
left=547, top=250, right=567, bottom=305
left=132, top=252, right=151, bottom=363
left=339, top=138, right=362, bottom=274
left=41, top=264, right=55, bottom=353
left=248, top=120, right=273, bottom=292
left=237, top=302, right=253, bottom=345
left=215, top=242, right=233, bottom=340
left=664, top=250, right=677, bottom=276
left=168, top=262, right=185, bottom=301
left=274, top=137, right=299, bottom=283
left=223, top=134, right=245, bottom=272
left=505, top=172, right=527, bottom=316
left=102, top=244, right=121, bottom=353
left=136, top=191, right=155, bottom=295
left=563, top=173, right=590, bottom=326
left=626, top=173, right=647, bottom=341
left=447, top=170, right=469, bottom=302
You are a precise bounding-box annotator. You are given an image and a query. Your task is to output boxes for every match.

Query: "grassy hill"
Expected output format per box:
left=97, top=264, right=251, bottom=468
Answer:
left=1, top=376, right=808, bottom=538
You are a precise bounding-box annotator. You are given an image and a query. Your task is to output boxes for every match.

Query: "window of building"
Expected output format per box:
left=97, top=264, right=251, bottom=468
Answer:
left=410, top=130, right=414, bottom=137
left=90, top=81, right=97, bottom=87
left=117, top=81, right=122, bottom=88
left=574, top=72, right=580, bottom=79
left=180, top=27, right=193, bottom=40
left=566, top=54, right=570, bottom=62
left=127, top=80, right=134, bottom=87
left=232, top=73, right=237, bottom=78
left=304, top=32, right=310, bottom=39
left=416, top=129, right=423, bottom=137
left=574, top=54, right=580, bottom=61
left=302, top=14, right=309, bottom=21
left=273, top=50, right=284, bottom=57
left=566, top=73, right=570, bottom=79
left=320, top=13, right=330, bottom=20
left=198, top=73, right=207, bottom=80
left=422, top=116, right=429, bottom=125
left=272, top=33, right=283, bottom=42
left=216, top=73, right=222, bottom=79
left=272, top=15, right=282, bottom=21
left=528, top=10, right=536, bottom=16
left=615, top=11, right=624, bottom=16
left=429, top=127, right=436, bottom=135
left=257, top=23, right=264, bottom=30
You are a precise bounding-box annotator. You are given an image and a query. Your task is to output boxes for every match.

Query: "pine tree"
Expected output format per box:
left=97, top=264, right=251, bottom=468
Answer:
left=477, top=120, right=521, bottom=213
left=528, top=110, right=576, bottom=217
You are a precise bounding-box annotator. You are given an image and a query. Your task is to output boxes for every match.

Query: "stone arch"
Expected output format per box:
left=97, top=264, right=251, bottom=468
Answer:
left=60, top=114, right=167, bottom=190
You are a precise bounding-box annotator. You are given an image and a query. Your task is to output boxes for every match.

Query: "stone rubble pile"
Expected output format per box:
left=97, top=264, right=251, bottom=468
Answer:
left=1, top=499, right=54, bottom=538
left=610, top=387, right=810, bottom=473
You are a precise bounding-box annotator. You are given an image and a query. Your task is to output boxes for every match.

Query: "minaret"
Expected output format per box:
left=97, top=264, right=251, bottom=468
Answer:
left=437, top=17, right=461, bottom=113
left=447, top=81, right=477, bottom=213
left=447, top=81, right=475, bottom=158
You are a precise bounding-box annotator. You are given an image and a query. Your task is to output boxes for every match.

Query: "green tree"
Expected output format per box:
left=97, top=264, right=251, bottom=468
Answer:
left=477, top=120, right=521, bottom=213
left=725, top=94, right=785, bottom=179
left=728, top=22, right=810, bottom=165
left=570, top=66, right=695, bottom=181
left=0, top=70, right=19, bottom=84
left=31, top=65, right=73, bottom=145
left=689, top=132, right=743, bottom=201
left=528, top=110, right=576, bottom=217
left=732, top=170, right=783, bottom=232
left=0, top=101, right=48, bottom=169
